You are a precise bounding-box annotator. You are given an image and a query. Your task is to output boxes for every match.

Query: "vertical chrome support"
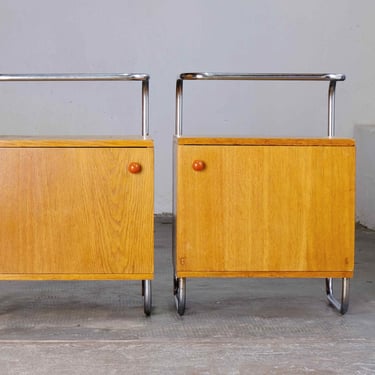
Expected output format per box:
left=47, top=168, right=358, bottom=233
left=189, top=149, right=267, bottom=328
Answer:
left=327, top=78, right=348, bottom=314
left=328, top=80, right=336, bottom=138
left=174, top=79, right=184, bottom=314
left=142, top=78, right=149, bottom=138
left=176, top=79, right=183, bottom=137
left=142, top=279, right=152, bottom=316
left=174, top=277, right=186, bottom=316
left=341, top=278, right=350, bottom=313
left=326, top=277, right=350, bottom=314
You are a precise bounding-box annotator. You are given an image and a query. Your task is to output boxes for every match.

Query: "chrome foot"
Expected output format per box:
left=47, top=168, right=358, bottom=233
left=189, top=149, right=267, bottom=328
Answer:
left=174, top=276, right=186, bottom=316
left=142, top=280, right=152, bottom=316
left=325, top=277, right=350, bottom=315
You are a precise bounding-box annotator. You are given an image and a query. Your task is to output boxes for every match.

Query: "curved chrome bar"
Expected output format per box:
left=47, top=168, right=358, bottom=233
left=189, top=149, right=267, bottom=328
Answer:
left=326, top=277, right=350, bottom=314
left=176, top=72, right=345, bottom=137
left=0, top=73, right=149, bottom=81
left=180, top=72, right=345, bottom=81
left=0, top=73, right=150, bottom=137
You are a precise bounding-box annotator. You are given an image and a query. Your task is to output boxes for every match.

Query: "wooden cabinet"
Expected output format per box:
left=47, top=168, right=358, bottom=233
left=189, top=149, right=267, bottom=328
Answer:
left=173, top=72, right=353, bottom=315
left=0, top=137, right=153, bottom=281
left=174, top=137, right=355, bottom=279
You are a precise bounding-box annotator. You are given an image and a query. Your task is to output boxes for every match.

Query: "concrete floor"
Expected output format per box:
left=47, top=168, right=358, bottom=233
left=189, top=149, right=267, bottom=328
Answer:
left=0, top=218, right=374, bottom=374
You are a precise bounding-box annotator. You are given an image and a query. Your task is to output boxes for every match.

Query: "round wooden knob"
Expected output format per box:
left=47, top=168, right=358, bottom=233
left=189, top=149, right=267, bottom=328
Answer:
left=192, top=160, right=206, bottom=171
left=128, top=162, right=142, bottom=174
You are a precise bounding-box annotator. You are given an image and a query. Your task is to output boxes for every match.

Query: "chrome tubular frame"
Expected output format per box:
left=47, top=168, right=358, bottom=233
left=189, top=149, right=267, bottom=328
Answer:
left=175, top=72, right=345, bottom=138
left=175, top=78, right=184, bottom=138
left=175, top=72, right=349, bottom=315
left=142, top=279, right=152, bottom=316
left=0, top=72, right=150, bottom=138
left=326, top=277, right=350, bottom=314
left=174, top=276, right=186, bottom=316
left=328, top=80, right=337, bottom=138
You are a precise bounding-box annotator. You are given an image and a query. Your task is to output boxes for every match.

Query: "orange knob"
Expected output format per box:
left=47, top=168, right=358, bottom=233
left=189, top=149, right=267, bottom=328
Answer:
left=128, top=162, right=142, bottom=174
left=192, top=160, right=206, bottom=171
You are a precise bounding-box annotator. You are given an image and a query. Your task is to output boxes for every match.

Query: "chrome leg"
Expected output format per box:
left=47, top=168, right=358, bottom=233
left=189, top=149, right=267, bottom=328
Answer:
left=143, top=280, right=152, bottom=316
left=174, top=276, right=186, bottom=316
left=326, top=277, right=350, bottom=314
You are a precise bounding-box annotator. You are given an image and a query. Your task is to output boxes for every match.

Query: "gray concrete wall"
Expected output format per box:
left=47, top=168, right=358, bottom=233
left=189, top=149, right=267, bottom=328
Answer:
left=0, top=0, right=374, bottom=214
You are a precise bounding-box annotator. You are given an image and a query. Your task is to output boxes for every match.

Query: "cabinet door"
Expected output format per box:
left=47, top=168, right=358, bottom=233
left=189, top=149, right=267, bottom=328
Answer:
left=176, top=144, right=355, bottom=275
left=0, top=147, right=153, bottom=276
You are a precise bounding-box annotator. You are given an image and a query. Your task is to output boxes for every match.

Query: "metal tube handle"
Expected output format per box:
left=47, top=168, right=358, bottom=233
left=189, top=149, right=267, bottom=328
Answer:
left=175, top=72, right=345, bottom=137
left=0, top=73, right=150, bottom=138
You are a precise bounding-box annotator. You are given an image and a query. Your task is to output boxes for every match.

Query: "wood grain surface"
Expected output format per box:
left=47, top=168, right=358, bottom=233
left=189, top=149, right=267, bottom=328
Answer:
left=0, top=136, right=153, bottom=148
left=0, top=146, right=153, bottom=278
left=175, top=141, right=355, bottom=277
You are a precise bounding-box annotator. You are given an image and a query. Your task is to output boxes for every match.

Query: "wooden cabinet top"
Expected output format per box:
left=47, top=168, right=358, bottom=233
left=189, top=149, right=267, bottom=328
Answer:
left=0, top=136, right=153, bottom=148
left=175, top=137, right=354, bottom=147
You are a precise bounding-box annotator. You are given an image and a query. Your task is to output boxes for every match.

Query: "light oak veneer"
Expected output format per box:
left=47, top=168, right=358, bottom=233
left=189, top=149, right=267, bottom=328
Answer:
left=175, top=137, right=355, bottom=278
left=0, top=138, right=153, bottom=280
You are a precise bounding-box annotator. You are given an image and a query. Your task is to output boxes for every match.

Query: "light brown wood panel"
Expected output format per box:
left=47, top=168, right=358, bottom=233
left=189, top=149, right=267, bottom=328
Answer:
left=0, top=273, right=153, bottom=280
left=0, top=136, right=153, bottom=148
left=177, top=137, right=355, bottom=147
left=176, top=143, right=355, bottom=276
left=177, top=271, right=353, bottom=278
left=0, top=147, right=153, bottom=276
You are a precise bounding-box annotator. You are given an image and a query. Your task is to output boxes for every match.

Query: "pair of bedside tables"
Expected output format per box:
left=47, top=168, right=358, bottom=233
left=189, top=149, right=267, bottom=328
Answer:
left=0, top=73, right=355, bottom=316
